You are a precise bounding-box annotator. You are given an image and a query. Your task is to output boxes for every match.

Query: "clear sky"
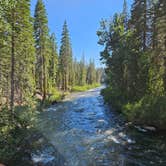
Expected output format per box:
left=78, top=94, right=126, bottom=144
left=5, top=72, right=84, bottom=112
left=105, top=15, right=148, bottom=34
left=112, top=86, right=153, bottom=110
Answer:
left=30, top=0, right=133, bottom=67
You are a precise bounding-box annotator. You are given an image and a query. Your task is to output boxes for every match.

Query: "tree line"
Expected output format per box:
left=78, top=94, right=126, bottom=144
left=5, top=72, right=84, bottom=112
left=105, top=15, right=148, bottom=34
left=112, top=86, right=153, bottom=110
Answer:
left=0, top=0, right=102, bottom=111
left=97, top=0, right=166, bottom=129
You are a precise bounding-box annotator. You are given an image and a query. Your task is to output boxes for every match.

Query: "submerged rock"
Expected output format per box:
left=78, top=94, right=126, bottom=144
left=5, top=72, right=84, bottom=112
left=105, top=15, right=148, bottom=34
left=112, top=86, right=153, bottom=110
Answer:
left=144, top=126, right=156, bottom=132
left=134, top=125, right=147, bottom=132
left=51, top=100, right=58, bottom=105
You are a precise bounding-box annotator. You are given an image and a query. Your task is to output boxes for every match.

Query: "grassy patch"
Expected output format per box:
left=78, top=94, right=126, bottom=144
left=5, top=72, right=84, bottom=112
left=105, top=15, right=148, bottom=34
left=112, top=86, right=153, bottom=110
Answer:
left=71, top=83, right=101, bottom=92
left=42, top=88, right=64, bottom=107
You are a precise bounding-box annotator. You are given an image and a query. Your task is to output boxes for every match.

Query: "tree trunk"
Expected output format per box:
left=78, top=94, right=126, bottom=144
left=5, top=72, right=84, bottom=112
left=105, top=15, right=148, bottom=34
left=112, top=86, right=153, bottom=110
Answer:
left=43, top=53, right=46, bottom=101
left=10, top=10, right=15, bottom=112
left=143, top=0, right=147, bottom=51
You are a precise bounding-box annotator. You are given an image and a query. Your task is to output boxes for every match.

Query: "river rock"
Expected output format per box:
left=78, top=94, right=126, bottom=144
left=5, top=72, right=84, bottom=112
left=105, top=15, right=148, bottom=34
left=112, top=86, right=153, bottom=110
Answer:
left=125, top=122, right=132, bottom=126
left=35, top=93, right=43, bottom=100
left=144, top=126, right=156, bottom=132
left=51, top=100, right=58, bottom=105
left=105, top=129, right=114, bottom=135
left=134, top=126, right=147, bottom=132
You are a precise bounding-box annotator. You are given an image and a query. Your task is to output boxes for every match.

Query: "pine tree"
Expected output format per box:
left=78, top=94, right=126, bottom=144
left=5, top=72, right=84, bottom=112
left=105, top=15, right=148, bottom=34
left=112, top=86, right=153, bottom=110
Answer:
left=97, top=0, right=166, bottom=128
left=0, top=2, right=10, bottom=106
left=34, top=0, right=49, bottom=100
left=122, top=0, right=128, bottom=29
left=48, top=33, right=58, bottom=89
left=96, top=68, right=104, bottom=83
left=0, top=0, right=35, bottom=111
left=59, top=21, right=72, bottom=91
left=79, top=54, right=87, bottom=86
left=70, top=59, right=76, bottom=86
left=149, top=0, right=166, bottom=95
left=87, top=59, right=96, bottom=85
left=129, top=0, right=151, bottom=99
left=131, top=0, right=148, bottom=50
left=18, top=1, right=35, bottom=102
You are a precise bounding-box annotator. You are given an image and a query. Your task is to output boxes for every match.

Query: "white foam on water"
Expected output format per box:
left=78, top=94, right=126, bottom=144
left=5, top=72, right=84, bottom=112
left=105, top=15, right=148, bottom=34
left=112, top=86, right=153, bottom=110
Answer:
left=32, top=154, right=55, bottom=164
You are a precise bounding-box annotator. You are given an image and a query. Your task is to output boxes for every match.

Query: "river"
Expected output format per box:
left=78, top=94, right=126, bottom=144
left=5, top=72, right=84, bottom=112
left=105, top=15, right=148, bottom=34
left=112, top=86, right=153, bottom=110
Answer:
left=32, top=87, right=166, bottom=166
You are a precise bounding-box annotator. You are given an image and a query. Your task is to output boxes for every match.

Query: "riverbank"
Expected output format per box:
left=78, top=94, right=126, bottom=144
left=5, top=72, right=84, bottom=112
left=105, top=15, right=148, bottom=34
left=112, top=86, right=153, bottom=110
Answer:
left=1, top=87, right=166, bottom=165
left=0, top=85, right=101, bottom=165
left=0, top=105, right=38, bottom=165
left=42, top=84, right=101, bottom=107
left=101, top=87, right=166, bottom=131
left=0, top=101, right=65, bottom=165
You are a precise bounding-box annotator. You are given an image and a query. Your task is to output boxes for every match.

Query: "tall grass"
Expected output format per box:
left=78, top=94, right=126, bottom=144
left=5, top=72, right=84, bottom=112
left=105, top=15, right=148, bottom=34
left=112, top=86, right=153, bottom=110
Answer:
left=71, top=83, right=101, bottom=92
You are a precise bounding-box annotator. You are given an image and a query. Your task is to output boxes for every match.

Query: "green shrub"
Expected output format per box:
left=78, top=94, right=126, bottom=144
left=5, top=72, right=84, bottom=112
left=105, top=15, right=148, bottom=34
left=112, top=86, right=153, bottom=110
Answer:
left=0, top=106, right=37, bottom=163
left=123, top=95, right=166, bottom=129
left=101, top=86, right=126, bottom=111
left=102, top=86, right=166, bottom=129
left=42, top=88, right=63, bottom=107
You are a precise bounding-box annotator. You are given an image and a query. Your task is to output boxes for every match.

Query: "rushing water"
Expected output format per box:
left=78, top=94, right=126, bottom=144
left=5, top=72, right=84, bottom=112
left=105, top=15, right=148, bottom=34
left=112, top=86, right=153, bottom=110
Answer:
left=33, top=87, right=166, bottom=166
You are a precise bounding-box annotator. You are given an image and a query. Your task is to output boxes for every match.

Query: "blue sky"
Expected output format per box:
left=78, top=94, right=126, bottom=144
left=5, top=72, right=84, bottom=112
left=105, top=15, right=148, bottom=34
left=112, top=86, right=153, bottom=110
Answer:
left=31, top=0, right=133, bottom=67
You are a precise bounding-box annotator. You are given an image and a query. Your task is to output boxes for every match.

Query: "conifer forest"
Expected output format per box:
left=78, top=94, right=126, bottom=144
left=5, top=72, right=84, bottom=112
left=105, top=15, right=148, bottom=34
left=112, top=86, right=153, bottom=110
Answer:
left=0, top=0, right=166, bottom=165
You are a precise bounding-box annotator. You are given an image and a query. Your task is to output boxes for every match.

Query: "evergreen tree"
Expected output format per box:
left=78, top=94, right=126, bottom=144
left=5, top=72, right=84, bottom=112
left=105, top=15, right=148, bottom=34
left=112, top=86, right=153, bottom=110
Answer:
left=15, top=0, right=35, bottom=105
left=96, top=68, right=104, bottom=83
left=79, top=54, right=87, bottom=86
left=59, top=21, right=72, bottom=91
left=34, top=0, right=49, bottom=100
left=71, top=58, right=78, bottom=86
left=98, top=0, right=166, bottom=128
left=0, top=0, right=35, bottom=111
left=87, top=59, right=96, bottom=85
left=122, top=0, right=128, bottom=29
left=70, top=59, right=76, bottom=86
left=0, top=2, right=10, bottom=106
left=131, top=0, right=148, bottom=50
left=48, top=33, right=58, bottom=89
left=149, top=0, right=166, bottom=95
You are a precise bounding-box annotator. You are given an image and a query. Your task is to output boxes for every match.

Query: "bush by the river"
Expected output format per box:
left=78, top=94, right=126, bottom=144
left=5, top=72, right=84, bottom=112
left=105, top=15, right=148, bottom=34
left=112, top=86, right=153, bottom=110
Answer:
left=123, top=95, right=166, bottom=130
left=101, top=87, right=166, bottom=130
left=0, top=105, right=38, bottom=165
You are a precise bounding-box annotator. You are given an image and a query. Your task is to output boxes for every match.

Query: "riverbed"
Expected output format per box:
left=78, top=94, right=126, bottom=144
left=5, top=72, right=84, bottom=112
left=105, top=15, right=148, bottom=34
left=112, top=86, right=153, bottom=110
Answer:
left=32, top=87, right=166, bottom=166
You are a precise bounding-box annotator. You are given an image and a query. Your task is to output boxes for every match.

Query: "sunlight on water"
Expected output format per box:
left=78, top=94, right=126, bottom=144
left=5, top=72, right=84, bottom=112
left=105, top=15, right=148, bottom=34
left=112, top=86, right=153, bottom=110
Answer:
left=108, top=135, right=120, bottom=144
left=32, top=154, right=55, bottom=164
left=34, top=87, right=166, bottom=166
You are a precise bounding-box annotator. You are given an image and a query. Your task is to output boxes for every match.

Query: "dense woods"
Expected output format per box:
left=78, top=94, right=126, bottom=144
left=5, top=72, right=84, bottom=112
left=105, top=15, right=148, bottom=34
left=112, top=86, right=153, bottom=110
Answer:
left=1, top=0, right=166, bottom=164
left=0, top=0, right=102, bottom=163
left=0, top=0, right=102, bottom=109
left=98, top=0, right=166, bottom=129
